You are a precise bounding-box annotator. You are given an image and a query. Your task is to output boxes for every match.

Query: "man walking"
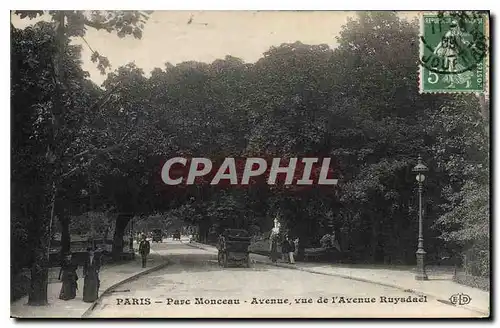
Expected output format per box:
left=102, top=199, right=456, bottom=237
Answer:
left=139, top=234, right=151, bottom=268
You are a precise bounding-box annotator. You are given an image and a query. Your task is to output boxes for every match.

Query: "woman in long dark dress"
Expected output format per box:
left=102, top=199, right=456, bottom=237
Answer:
left=269, top=231, right=280, bottom=263
left=83, top=247, right=101, bottom=303
left=58, top=253, right=78, bottom=300
left=281, top=236, right=290, bottom=263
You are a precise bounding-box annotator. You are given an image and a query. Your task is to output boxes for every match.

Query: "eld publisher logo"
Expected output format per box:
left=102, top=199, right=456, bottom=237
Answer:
left=449, top=293, right=471, bottom=306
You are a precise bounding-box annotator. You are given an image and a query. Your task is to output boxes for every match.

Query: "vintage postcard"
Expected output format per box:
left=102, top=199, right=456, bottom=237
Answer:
left=10, top=10, right=490, bottom=319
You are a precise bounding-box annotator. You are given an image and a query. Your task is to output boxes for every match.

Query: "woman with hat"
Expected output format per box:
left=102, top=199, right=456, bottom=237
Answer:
left=83, top=246, right=101, bottom=303
left=58, top=252, right=78, bottom=300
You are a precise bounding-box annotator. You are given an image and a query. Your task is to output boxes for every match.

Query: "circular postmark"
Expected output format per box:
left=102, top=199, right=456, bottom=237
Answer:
left=419, top=11, right=488, bottom=75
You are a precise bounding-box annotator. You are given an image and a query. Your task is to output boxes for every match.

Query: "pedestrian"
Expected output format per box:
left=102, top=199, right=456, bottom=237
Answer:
left=58, top=252, right=78, bottom=301
left=287, top=236, right=296, bottom=264
left=269, top=223, right=280, bottom=263
left=294, top=238, right=299, bottom=257
left=270, top=238, right=279, bottom=263
left=139, top=234, right=151, bottom=268
left=281, top=236, right=290, bottom=263
left=83, top=246, right=101, bottom=303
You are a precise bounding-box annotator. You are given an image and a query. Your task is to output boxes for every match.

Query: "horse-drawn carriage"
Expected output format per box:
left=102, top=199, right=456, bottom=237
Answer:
left=172, top=230, right=181, bottom=241
left=217, top=229, right=252, bottom=268
left=152, top=229, right=163, bottom=243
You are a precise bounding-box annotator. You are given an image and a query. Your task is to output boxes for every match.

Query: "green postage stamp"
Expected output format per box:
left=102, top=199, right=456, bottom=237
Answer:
left=419, top=12, right=489, bottom=93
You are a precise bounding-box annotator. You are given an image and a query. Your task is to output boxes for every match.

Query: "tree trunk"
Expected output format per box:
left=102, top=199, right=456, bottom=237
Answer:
left=199, top=220, right=210, bottom=244
left=28, top=259, right=49, bottom=306
left=59, top=211, right=71, bottom=257
left=112, top=213, right=133, bottom=260
left=27, top=179, right=56, bottom=306
left=27, top=208, right=50, bottom=306
left=103, top=225, right=110, bottom=243
left=27, top=11, right=67, bottom=306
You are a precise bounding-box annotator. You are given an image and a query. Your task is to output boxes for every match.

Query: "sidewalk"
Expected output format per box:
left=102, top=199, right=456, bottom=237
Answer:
left=188, top=241, right=490, bottom=316
left=11, top=250, right=168, bottom=318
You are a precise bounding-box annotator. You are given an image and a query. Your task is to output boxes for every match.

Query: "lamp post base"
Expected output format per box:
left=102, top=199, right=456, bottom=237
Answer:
left=415, top=249, right=428, bottom=281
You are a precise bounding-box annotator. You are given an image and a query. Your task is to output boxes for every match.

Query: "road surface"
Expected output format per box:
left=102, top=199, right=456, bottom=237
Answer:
left=88, top=240, right=482, bottom=318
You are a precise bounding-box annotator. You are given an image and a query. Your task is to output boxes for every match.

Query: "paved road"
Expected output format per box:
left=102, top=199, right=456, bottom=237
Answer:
left=89, top=240, right=481, bottom=318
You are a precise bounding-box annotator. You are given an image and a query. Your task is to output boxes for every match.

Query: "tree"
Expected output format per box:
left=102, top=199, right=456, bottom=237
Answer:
left=430, top=95, right=489, bottom=275
left=12, top=10, right=152, bottom=305
left=11, top=21, right=101, bottom=304
left=317, top=12, right=448, bottom=263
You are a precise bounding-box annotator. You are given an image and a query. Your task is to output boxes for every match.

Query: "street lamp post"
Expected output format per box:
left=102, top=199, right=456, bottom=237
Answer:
left=412, top=155, right=428, bottom=281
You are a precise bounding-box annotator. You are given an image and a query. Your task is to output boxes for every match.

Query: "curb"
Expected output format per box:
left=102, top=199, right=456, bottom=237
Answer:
left=187, top=241, right=489, bottom=317
left=81, top=255, right=170, bottom=318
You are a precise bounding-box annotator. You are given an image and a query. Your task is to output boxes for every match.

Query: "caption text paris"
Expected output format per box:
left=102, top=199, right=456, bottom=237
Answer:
left=116, top=295, right=428, bottom=306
